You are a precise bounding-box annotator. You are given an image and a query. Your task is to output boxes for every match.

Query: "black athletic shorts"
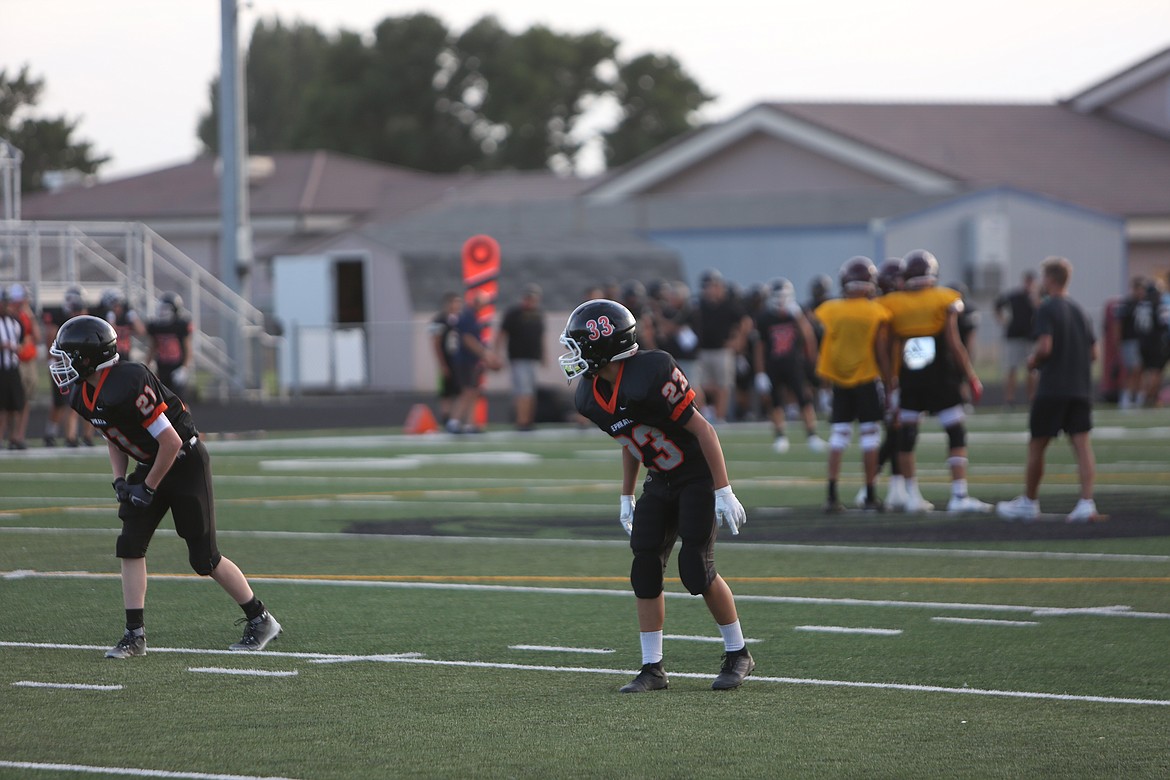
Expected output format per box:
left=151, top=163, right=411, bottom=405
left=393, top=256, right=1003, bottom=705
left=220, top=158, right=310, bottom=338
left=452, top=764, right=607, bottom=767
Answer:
left=1030, top=397, right=1092, bottom=439
left=118, top=440, right=217, bottom=550
left=830, top=381, right=883, bottom=424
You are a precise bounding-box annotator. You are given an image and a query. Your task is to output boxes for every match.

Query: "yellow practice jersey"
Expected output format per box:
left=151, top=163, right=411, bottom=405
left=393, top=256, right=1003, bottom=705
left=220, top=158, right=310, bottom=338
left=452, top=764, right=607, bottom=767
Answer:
left=813, top=297, right=891, bottom=387
left=879, top=286, right=961, bottom=339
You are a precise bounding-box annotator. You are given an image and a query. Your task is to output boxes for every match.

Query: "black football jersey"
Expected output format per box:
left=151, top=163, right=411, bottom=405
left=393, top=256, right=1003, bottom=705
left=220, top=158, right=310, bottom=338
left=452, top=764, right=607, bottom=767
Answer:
left=69, top=362, right=197, bottom=465
left=575, top=350, right=711, bottom=482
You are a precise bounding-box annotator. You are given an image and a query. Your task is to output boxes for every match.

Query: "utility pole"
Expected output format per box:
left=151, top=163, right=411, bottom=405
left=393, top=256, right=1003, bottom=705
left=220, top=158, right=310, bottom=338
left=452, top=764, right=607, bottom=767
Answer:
left=218, top=0, right=253, bottom=392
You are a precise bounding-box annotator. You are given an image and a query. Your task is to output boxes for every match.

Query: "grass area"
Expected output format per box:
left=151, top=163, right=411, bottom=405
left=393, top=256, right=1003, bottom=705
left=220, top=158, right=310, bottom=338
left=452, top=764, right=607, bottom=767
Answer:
left=1, top=408, right=1169, bottom=778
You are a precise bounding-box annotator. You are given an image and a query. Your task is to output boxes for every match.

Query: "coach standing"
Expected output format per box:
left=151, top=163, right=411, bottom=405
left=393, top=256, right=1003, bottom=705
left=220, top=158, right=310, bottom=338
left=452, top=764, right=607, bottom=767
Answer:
left=997, top=257, right=1100, bottom=523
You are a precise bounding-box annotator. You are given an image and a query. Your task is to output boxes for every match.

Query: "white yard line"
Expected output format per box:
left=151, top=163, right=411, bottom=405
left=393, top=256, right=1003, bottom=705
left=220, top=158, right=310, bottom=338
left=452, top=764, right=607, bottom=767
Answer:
left=3, top=526, right=1169, bottom=563
left=509, top=645, right=615, bottom=654
left=3, top=642, right=1166, bottom=707
left=0, top=760, right=302, bottom=780
left=932, top=617, right=1039, bottom=627
left=794, top=626, right=903, bottom=636
left=663, top=634, right=763, bottom=644
left=188, top=667, right=298, bottom=677
left=11, top=681, right=122, bottom=691
left=5, top=570, right=1170, bottom=620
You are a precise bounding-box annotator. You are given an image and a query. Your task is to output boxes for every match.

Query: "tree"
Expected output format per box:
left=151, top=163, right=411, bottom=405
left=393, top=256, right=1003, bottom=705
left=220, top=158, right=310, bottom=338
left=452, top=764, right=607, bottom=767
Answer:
left=197, top=14, right=712, bottom=175
left=603, top=54, right=713, bottom=169
left=0, top=66, right=107, bottom=192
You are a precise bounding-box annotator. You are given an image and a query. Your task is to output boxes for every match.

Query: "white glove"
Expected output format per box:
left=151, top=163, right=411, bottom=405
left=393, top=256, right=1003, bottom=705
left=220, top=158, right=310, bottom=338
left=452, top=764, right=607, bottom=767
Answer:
left=714, top=485, right=746, bottom=535
left=677, top=326, right=698, bottom=352
left=171, top=366, right=190, bottom=387
left=619, top=495, right=636, bottom=536
left=754, top=372, right=771, bottom=395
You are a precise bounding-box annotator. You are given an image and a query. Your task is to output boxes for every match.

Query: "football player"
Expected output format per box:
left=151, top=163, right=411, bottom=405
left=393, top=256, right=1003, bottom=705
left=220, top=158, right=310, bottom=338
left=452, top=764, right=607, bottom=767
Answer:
left=49, top=315, right=281, bottom=658
left=812, top=258, right=892, bottom=513
left=878, top=251, right=991, bottom=514
left=559, top=299, right=754, bottom=692
left=753, top=277, right=826, bottom=454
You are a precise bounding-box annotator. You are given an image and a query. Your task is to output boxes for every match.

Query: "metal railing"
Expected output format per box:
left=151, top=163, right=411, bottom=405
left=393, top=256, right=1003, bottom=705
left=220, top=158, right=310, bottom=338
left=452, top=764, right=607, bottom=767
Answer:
left=0, top=219, right=278, bottom=398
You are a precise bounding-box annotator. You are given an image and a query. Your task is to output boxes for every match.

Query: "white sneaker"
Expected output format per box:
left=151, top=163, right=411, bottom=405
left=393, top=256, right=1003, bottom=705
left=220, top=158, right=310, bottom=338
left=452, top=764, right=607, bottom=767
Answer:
left=885, top=478, right=908, bottom=511
left=806, top=434, right=827, bottom=453
left=854, top=485, right=868, bottom=509
left=1066, top=498, right=1100, bottom=524
left=996, top=495, right=1040, bottom=521
left=904, top=490, right=934, bottom=513
left=772, top=435, right=790, bottom=454
left=947, top=495, right=993, bottom=514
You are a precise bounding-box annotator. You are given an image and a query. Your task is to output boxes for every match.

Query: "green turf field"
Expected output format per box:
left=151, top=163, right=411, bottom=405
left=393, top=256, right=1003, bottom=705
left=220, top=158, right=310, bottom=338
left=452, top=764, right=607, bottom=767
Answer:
left=2, top=408, right=1169, bottom=779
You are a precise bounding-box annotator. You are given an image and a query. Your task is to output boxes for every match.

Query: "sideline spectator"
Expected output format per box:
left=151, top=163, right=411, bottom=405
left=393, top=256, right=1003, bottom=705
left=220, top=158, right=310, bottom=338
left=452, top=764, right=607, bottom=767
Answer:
left=1134, top=277, right=1170, bottom=407
left=429, top=292, right=463, bottom=426
left=695, top=270, right=750, bottom=424
left=997, top=257, right=1100, bottom=523
left=448, top=290, right=501, bottom=433
left=495, top=284, right=546, bottom=431
left=1117, top=277, right=1147, bottom=409
left=994, top=271, right=1037, bottom=407
left=0, top=289, right=27, bottom=448
left=8, top=284, right=40, bottom=449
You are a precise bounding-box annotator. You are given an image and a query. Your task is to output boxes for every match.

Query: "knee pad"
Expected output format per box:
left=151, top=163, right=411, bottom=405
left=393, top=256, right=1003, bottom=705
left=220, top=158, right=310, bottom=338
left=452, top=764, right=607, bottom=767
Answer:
left=677, top=544, right=716, bottom=596
left=859, top=422, right=881, bottom=452
left=630, top=551, right=666, bottom=599
left=945, top=423, right=966, bottom=451
left=116, top=533, right=150, bottom=559
left=829, top=422, right=852, bottom=451
left=185, top=536, right=222, bottom=576
left=898, top=422, right=919, bottom=453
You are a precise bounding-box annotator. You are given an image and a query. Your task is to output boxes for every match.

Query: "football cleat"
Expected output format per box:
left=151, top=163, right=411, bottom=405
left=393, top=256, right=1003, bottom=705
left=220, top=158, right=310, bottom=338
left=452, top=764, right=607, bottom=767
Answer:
left=620, top=662, right=668, bottom=693
left=1065, top=498, right=1102, bottom=524
left=229, top=611, right=281, bottom=651
left=854, top=485, right=868, bottom=508
left=997, top=495, right=1040, bottom=521
left=806, top=434, right=827, bottom=453
left=772, top=435, right=790, bottom=454
left=904, top=490, right=934, bottom=514
left=946, top=495, right=993, bottom=514
left=823, top=499, right=846, bottom=515
left=712, top=647, right=755, bottom=690
left=861, top=498, right=885, bottom=513
left=885, top=478, right=909, bottom=511
left=105, top=629, right=146, bottom=659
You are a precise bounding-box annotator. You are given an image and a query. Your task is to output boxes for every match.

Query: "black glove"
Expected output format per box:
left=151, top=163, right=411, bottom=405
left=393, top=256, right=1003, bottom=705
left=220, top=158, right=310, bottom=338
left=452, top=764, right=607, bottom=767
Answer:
left=112, top=477, right=131, bottom=504
left=127, top=482, right=155, bottom=508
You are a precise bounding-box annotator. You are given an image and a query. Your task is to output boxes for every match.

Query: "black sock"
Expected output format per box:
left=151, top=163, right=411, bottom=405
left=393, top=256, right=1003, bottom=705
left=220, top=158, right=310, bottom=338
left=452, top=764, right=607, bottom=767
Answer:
left=241, top=598, right=265, bottom=621
left=828, top=480, right=838, bottom=502
left=125, top=609, right=144, bottom=632
left=866, top=483, right=877, bottom=502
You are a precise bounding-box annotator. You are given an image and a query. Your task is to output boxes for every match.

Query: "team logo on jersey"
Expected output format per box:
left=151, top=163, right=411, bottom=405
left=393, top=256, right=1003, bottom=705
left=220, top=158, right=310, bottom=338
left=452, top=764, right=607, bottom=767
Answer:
left=903, top=336, right=936, bottom=370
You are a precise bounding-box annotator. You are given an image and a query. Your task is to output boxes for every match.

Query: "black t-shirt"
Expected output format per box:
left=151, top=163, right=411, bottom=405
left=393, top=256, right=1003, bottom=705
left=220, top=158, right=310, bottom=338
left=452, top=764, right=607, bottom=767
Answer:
left=995, top=288, right=1036, bottom=339
left=696, top=296, right=745, bottom=349
left=1033, top=296, right=1095, bottom=401
left=499, top=304, right=545, bottom=360
left=574, top=350, right=710, bottom=483
left=69, top=362, right=197, bottom=465
left=429, top=311, right=459, bottom=369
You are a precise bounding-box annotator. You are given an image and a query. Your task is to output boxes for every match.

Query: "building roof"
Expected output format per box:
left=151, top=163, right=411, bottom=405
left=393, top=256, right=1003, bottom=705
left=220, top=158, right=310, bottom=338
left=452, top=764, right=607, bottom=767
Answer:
left=19, top=150, right=589, bottom=224
left=773, top=102, right=1170, bottom=217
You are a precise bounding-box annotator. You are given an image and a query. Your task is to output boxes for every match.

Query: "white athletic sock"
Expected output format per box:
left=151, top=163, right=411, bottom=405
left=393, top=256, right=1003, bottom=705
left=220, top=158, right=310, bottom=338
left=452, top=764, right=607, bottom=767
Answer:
left=952, top=479, right=968, bottom=498
left=639, top=630, right=664, bottom=665
left=718, top=620, right=745, bottom=652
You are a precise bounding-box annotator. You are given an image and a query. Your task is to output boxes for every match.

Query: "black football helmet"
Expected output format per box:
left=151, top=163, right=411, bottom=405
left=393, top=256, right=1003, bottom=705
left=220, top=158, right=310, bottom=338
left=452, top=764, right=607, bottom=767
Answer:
left=809, top=274, right=833, bottom=303
left=877, top=258, right=904, bottom=295
left=558, top=299, right=639, bottom=382
left=840, top=256, right=877, bottom=294
left=767, top=277, right=795, bottom=312
left=902, top=250, right=940, bottom=289
left=49, top=314, right=119, bottom=388
left=157, top=291, right=185, bottom=323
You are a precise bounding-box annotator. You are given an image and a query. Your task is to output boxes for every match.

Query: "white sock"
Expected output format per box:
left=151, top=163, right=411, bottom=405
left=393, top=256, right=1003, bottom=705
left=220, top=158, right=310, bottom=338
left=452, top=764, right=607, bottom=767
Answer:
left=889, top=475, right=905, bottom=491
left=718, top=620, right=745, bottom=652
left=639, top=630, right=663, bottom=665
left=906, top=477, right=919, bottom=495
left=952, top=479, right=968, bottom=498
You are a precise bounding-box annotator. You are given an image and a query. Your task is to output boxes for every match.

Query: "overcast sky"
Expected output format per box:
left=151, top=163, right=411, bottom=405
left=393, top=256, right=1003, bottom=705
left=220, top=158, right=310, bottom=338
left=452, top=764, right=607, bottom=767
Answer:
left=3, top=0, right=1169, bottom=179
